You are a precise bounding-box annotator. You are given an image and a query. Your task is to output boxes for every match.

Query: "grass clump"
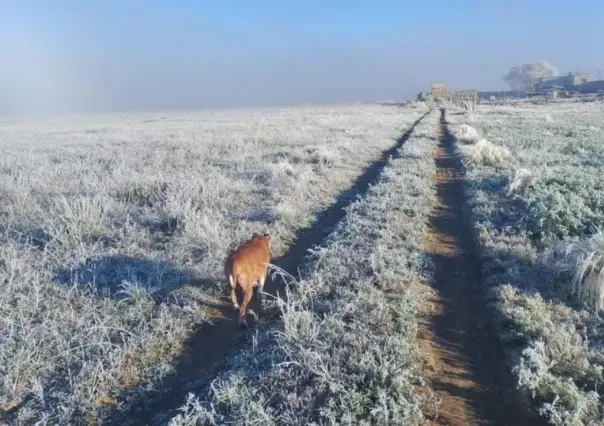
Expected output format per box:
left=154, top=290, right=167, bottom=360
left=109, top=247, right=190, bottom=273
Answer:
left=459, top=138, right=512, bottom=167
left=506, top=168, right=534, bottom=195
left=563, top=229, right=604, bottom=312
left=457, top=123, right=481, bottom=143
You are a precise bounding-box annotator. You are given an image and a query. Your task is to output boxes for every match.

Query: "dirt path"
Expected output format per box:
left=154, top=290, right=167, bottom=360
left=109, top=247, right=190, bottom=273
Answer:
left=106, top=110, right=431, bottom=425
left=417, top=108, right=543, bottom=426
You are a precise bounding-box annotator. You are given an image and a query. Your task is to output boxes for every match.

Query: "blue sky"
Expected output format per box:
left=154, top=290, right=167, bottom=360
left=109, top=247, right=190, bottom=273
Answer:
left=1, top=0, right=603, bottom=114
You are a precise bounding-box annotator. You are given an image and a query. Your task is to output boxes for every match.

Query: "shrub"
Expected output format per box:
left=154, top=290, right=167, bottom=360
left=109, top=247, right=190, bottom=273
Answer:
left=523, top=170, right=604, bottom=239
left=457, top=123, right=481, bottom=144
left=506, top=168, right=534, bottom=195
left=562, top=229, right=604, bottom=312
left=459, top=139, right=511, bottom=167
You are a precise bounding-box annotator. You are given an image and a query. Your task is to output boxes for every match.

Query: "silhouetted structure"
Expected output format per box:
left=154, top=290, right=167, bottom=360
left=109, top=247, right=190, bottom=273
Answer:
left=535, top=72, right=594, bottom=91
left=431, top=81, right=452, bottom=102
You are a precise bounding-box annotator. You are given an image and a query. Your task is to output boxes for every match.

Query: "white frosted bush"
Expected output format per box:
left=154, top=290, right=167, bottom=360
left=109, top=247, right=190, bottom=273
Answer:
left=457, top=123, right=481, bottom=144
left=522, top=170, right=604, bottom=239
left=506, top=168, right=534, bottom=195
left=459, top=138, right=511, bottom=167
left=563, top=229, right=604, bottom=312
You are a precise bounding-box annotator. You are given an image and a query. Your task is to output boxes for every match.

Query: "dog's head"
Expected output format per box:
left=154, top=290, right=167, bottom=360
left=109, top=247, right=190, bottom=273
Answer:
left=251, top=232, right=271, bottom=247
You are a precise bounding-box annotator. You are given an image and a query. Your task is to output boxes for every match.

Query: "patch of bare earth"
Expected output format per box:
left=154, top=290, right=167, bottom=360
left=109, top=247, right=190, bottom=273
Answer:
left=416, top=109, right=543, bottom=426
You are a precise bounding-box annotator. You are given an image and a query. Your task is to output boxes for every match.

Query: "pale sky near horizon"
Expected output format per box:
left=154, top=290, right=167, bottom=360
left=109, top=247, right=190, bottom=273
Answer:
left=1, top=1, right=603, bottom=114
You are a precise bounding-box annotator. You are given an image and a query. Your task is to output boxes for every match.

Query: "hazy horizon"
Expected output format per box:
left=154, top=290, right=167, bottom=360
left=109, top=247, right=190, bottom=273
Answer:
left=2, top=1, right=603, bottom=115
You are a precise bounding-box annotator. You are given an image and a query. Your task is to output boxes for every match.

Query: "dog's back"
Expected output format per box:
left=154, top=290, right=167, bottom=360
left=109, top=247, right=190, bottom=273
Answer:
left=227, top=234, right=270, bottom=286
left=225, top=232, right=271, bottom=325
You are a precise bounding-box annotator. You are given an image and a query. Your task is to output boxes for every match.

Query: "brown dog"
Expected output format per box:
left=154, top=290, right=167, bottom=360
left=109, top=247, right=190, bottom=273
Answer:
left=225, top=232, right=271, bottom=326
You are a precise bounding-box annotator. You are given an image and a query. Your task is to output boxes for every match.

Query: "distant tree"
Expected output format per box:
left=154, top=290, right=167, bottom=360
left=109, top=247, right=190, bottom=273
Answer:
left=503, top=60, right=559, bottom=92
left=416, top=91, right=432, bottom=102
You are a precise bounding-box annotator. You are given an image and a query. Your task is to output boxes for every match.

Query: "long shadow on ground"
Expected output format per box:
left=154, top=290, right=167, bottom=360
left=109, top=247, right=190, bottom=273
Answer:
left=103, top=109, right=432, bottom=425
left=53, top=255, right=194, bottom=298
left=419, top=108, right=546, bottom=426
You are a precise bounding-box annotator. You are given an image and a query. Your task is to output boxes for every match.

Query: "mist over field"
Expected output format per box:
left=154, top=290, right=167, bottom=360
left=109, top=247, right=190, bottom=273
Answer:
left=2, top=2, right=603, bottom=115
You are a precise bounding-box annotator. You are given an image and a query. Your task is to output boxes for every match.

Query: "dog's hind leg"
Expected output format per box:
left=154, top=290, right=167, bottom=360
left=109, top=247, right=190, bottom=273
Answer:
left=228, top=274, right=239, bottom=310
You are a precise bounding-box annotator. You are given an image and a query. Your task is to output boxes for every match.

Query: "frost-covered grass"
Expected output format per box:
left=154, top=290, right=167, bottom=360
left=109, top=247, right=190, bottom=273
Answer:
left=0, top=104, right=425, bottom=424
left=451, top=121, right=512, bottom=168
left=457, top=123, right=481, bottom=144
left=167, top=109, right=440, bottom=426
left=459, top=138, right=512, bottom=167
left=447, top=100, right=604, bottom=425
left=564, top=230, right=604, bottom=312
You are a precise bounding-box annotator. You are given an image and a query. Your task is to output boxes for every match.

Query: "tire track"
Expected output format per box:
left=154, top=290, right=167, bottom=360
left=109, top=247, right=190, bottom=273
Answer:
left=107, top=109, right=432, bottom=425
left=417, top=108, right=544, bottom=426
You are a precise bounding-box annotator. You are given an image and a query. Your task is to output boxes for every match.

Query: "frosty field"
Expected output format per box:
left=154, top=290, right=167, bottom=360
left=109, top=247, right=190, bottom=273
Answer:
left=167, top=109, right=440, bottom=426
left=447, top=100, right=604, bottom=425
left=0, top=103, right=429, bottom=424
left=6, top=97, right=602, bottom=426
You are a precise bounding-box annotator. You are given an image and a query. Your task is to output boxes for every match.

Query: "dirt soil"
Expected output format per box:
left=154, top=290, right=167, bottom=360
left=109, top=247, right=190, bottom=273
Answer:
left=417, top=109, right=545, bottom=426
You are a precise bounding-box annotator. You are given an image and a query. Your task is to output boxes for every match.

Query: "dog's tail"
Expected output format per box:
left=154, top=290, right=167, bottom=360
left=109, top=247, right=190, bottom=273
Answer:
left=228, top=273, right=237, bottom=289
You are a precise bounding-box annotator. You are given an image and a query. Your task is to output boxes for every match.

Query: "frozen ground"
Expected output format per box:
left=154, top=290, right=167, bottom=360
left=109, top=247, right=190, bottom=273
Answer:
left=0, top=103, right=429, bottom=424
left=447, top=100, right=604, bottom=425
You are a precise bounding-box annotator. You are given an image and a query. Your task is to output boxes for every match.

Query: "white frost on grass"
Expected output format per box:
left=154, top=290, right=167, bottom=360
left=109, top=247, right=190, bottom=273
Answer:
left=506, top=168, right=534, bottom=195
left=563, top=229, right=604, bottom=312
left=168, top=110, right=441, bottom=426
left=457, top=123, right=481, bottom=144
left=447, top=101, right=604, bottom=425
left=459, top=138, right=511, bottom=167
left=0, top=104, right=425, bottom=424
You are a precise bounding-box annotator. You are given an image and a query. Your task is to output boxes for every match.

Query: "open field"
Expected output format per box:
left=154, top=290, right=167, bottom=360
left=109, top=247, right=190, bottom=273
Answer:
left=0, top=103, right=430, bottom=424
left=7, top=98, right=601, bottom=426
left=167, top=108, right=441, bottom=426
left=447, top=100, right=604, bottom=425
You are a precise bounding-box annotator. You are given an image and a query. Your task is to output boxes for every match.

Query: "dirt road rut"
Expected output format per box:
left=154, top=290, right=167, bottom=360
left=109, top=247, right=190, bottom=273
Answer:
left=106, top=110, right=431, bottom=425
left=417, top=108, right=543, bottom=426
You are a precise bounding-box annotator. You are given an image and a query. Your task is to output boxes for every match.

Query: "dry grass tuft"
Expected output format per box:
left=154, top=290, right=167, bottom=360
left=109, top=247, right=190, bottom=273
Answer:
left=459, top=138, right=511, bottom=167
left=506, top=168, right=534, bottom=195
left=457, top=123, right=481, bottom=144
left=563, top=229, right=604, bottom=312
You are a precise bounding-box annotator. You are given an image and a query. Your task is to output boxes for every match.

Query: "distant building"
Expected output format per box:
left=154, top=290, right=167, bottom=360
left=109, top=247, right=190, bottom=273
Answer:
left=477, top=90, right=525, bottom=101
left=430, top=81, right=452, bottom=101
left=575, top=80, right=604, bottom=94
left=535, top=72, right=594, bottom=91
left=454, top=89, right=478, bottom=101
